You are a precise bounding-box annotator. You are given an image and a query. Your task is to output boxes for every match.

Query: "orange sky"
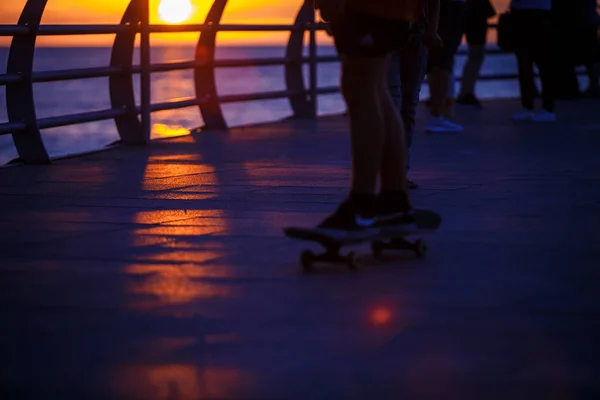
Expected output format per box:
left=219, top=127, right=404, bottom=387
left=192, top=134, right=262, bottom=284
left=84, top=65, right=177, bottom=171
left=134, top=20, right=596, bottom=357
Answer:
left=0, top=0, right=511, bottom=47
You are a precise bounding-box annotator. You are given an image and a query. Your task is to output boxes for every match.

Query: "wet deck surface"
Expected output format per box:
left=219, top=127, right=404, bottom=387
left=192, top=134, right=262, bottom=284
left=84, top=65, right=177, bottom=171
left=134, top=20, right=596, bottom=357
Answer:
left=1, top=99, right=600, bottom=399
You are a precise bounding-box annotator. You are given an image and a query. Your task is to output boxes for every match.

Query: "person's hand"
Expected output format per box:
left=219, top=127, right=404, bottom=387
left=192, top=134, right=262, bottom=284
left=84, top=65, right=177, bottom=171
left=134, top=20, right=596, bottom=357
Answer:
left=424, top=29, right=442, bottom=49
left=314, top=0, right=345, bottom=23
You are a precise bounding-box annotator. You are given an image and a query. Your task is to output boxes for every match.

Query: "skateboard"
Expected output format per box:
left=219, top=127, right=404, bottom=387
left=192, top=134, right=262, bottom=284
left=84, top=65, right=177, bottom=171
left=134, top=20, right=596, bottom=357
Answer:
left=284, top=209, right=442, bottom=271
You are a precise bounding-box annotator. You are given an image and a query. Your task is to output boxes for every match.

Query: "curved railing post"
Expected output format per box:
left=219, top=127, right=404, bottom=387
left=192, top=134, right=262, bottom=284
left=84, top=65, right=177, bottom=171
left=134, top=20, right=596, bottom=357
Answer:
left=194, top=0, right=228, bottom=130
left=109, top=0, right=146, bottom=144
left=6, top=0, right=50, bottom=164
left=285, top=0, right=314, bottom=119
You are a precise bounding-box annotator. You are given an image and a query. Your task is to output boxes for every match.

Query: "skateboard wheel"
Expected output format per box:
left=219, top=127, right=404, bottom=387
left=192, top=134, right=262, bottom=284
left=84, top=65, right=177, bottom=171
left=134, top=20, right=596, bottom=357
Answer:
left=371, top=241, right=384, bottom=258
left=300, top=249, right=314, bottom=271
left=347, top=251, right=359, bottom=270
left=415, top=239, right=428, bottom=258
left=391, top=238, right=411, bottom=250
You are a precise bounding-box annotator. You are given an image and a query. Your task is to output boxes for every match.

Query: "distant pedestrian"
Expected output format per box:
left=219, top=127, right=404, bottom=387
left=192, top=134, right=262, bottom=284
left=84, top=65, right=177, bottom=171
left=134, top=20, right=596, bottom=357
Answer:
left=456, top=0, right=496, bottom=107
left=553, top=0, right=599, bottom=98
left=575, top=0, right=600, bottom=96
left=510, top=0, right=557, bottom=122
left=425, top=0, right=467, bottom=133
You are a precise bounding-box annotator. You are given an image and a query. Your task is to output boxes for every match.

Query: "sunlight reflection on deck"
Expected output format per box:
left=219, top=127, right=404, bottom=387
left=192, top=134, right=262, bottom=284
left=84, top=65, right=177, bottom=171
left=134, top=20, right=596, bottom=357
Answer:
left=152, top=123, right=190, bottom=139
left=112, top=364, right=255, bottom=400
left=132, top=210, right=224, bottom=224
left=125, top=263, right=233, bottom=304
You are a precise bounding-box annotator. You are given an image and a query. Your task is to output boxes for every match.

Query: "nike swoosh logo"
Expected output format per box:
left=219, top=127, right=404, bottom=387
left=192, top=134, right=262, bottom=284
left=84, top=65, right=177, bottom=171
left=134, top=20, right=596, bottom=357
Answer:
left=355, top=215, right=376, bottom=227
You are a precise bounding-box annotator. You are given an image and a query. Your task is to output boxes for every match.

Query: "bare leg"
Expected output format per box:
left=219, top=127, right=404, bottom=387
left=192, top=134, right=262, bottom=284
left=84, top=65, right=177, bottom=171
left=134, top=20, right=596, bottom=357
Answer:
left=313, top=7, right=420, bottom=236
left=445, top=68, right=456, bottom=118
left=459, top=44, right=485, bottom=97
left=428, top=67, right=451, bottom=117
left=380, top=54, right=408, bottom=193
left=340, top=55, right=389, bottom=195
left=387, top=51, right=403, bottom=111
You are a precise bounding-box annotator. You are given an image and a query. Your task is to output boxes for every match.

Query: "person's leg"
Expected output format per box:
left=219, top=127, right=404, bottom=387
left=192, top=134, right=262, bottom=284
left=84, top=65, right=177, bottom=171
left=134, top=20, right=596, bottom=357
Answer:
left=532, top=11, right=557, bottom=120
left=426, top=1, right=450, bottom=119
left=316, top=9, right=411, bottom=236
left=584, top=60, right=600, bottom=95
left=428, top=67, right=451, bottom=118
left=583, top=26, right=600, bottom=96
left=426, top=1, right=465, bottom=133
left=535, top=51, right=557, bottom=119
left=511, top=11, right=537, bottom=120
left=387, top=43, right=419, bottom=190
left=378, top=24, right=421, bottom=222
left=445, top=67, right=456, bottom=118
left=513, top=49, right=536, bottom=119
left=380, top=57, right=409, bottom=194
left=459, top=43, right=485, bottom=95
left=458, top=16, right=488, bottom=107
left=399, top=36, right=427, bottom=138
left=587, top=61, right=600, bottom=96
left=343, top=55, right=389, bottom=195
left=387, top=50, right=403, bottom=112
left=555, top=30, right=581, bottom=99
left=377, top=56, right=416, bottom=223
left=397, top=32, right=427, bottom=188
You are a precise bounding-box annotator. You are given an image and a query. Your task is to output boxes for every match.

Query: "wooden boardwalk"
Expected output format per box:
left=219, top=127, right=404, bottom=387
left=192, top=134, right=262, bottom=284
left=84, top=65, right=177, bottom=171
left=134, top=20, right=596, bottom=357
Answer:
left=1, top=98, right=600, bottom=399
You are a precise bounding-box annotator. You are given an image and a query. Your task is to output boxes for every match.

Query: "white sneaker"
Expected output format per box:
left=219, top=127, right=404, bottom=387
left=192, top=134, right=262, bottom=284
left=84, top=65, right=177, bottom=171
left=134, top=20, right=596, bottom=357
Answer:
left=513, top=109, right=534, bottom=121
left=425, top=116, right=463, bottom=133
left=532, top=110, right=556, bottom=122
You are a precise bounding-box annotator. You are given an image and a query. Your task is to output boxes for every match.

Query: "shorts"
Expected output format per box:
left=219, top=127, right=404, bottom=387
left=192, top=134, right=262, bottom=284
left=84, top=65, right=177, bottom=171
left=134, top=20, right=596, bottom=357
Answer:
left=427, top=1, right=466, bottom=72
left=464, top=14, right=489, bottom=45
left=330, top=7, right=412, bottom=57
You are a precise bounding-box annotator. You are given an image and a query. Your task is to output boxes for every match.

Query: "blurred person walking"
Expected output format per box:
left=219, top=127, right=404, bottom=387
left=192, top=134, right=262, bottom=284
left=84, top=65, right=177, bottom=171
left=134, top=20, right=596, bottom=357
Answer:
left=456, top=0, right=496, bottom=107
left=425, top=0, right=467, bottom=133
left=510, top=0, right=557, bottom=122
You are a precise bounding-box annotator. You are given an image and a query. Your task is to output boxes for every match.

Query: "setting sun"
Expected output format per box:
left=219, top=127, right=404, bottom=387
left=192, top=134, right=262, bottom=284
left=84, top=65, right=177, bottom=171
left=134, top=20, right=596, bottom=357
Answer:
left=158, top=0, right=193, bottom=24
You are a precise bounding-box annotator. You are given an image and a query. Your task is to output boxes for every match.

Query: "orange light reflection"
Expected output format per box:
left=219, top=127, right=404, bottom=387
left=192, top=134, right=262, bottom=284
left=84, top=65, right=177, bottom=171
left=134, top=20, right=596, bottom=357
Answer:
left=132, top=210, right=221, bottom=224
left=124, top=263, right=235, bottom=311
left=370, top=307, right=393, bottom=326
left=152, top=123, right=190, bottom=139
left=112, top=364, right=255, bottom=400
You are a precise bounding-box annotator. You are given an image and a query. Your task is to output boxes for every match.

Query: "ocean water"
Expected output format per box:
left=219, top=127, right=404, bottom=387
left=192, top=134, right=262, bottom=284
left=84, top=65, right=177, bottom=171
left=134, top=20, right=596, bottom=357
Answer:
left=0, top=45, right=588, bottom=165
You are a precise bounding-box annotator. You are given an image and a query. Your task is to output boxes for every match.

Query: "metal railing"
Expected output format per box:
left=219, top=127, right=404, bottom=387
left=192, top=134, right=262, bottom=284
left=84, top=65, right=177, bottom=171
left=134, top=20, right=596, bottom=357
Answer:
left=1, top=0, right=331, bottom=164
left=0, top=0, right=590, bottom=165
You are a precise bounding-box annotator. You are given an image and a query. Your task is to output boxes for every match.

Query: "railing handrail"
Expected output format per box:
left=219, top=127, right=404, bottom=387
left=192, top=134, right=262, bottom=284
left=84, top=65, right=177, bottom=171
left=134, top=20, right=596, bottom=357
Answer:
left=1, top=0, right=594, bottom=165
left=0, top=23, right=315, bottom=37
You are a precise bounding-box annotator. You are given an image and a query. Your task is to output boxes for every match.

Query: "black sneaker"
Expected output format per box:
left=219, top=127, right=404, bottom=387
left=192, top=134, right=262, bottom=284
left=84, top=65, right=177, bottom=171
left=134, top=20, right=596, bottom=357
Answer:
left=375, top=191, right=417, bottom=233
left=456, top=93, right=482, bottom=108
left=315, top=196, right=379, bottom=240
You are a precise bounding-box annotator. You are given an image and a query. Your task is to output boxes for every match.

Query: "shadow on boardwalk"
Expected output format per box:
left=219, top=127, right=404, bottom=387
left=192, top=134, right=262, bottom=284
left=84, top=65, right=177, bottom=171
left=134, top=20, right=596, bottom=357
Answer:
left=1, top=99, right=600, bottom=399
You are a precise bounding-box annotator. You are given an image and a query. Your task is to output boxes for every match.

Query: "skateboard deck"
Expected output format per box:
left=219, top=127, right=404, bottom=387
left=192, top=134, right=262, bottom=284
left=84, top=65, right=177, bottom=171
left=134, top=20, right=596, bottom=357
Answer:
left=284, top=209, right=441, bottom=271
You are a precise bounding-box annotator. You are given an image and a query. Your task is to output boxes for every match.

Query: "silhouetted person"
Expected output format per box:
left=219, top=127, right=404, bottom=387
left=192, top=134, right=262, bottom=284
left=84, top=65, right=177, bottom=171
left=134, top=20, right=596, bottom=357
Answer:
left=456, top=0, right=496, bottom=107
left=576, top=0, right=600, bottom=96
left=387, top=9, right=429, bottom=189
left=511, top=0, right=557, bottom=122
left=425, top=0, right=467, bottom=133
left=553, top=0, right=599, bottom=98
left=312, top=0, right=441, bottom=238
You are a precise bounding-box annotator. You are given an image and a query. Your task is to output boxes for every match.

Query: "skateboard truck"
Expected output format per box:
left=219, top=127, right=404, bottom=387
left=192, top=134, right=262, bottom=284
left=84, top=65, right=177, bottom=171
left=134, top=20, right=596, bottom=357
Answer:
left=299, top=237, right=428, bottom=272
left=300, top=246, right=359, bottom=272
left=371, top=237, right=428, bottom=259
